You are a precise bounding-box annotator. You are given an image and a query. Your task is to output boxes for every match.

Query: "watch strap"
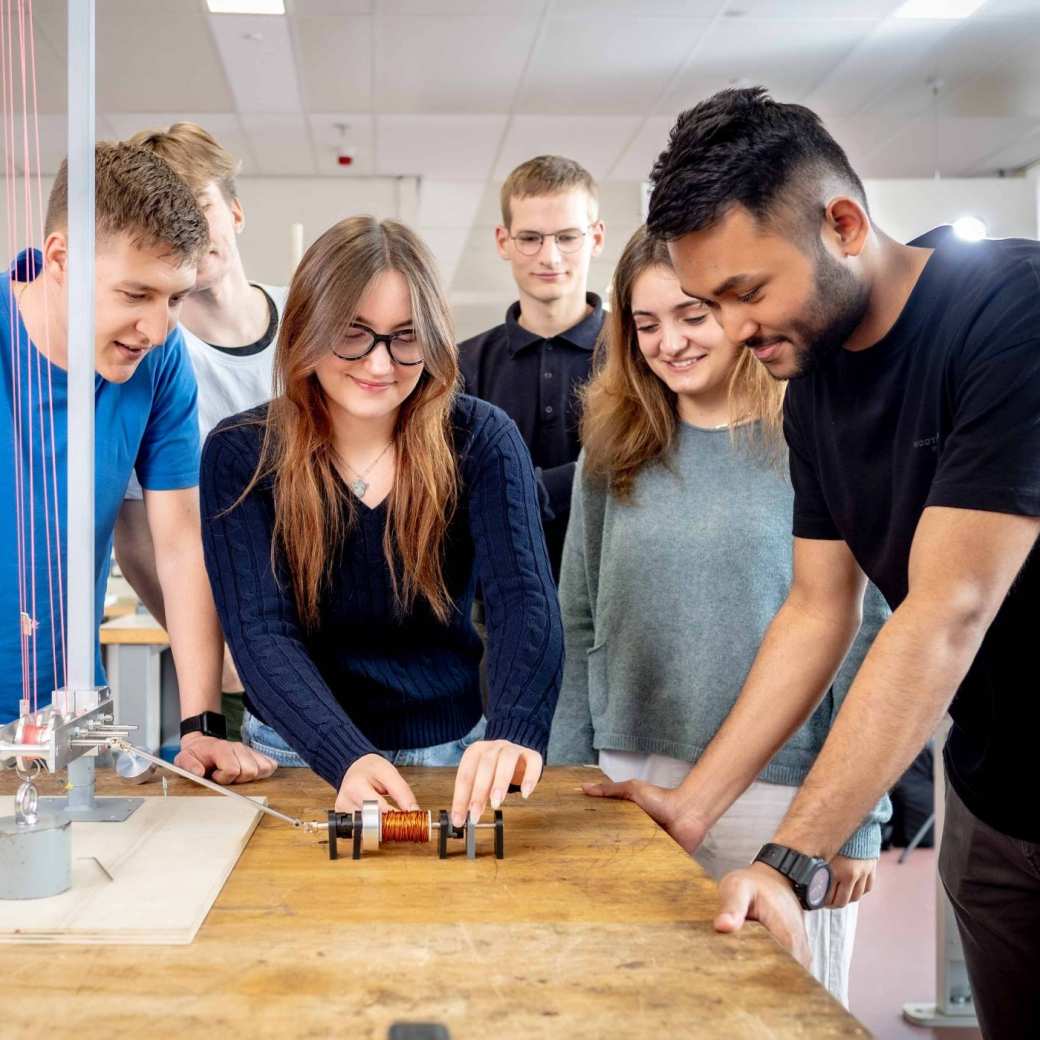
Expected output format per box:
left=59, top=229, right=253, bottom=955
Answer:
left=179, top=711, right=228, bottom=741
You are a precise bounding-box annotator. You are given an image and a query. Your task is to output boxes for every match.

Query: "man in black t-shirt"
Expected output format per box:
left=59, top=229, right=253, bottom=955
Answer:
left=583, top=88, right=1040, bottom=1037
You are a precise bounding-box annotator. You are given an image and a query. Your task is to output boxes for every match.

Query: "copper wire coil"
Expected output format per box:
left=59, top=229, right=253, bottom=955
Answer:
left=381, top=809, right=431, bottom=844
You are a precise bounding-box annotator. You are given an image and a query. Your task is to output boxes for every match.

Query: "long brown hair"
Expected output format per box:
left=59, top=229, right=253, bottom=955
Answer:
left=581, top=225, right=785, bottom=501
left=243, top=216, right=459, bottom=627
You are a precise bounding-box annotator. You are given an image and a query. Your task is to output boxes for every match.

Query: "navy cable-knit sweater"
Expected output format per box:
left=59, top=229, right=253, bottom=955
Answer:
left=200, top=394, right=564, bottom=790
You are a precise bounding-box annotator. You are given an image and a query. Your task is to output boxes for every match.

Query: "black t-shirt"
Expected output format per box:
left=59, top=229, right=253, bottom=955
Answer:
left=784, top=225, right=1040, bottom=842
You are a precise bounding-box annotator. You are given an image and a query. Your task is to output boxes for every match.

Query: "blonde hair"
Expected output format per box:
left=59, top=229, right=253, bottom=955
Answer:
left=127, top=122, right=239, bottom=201
left=500, top=155, right=598, bottom=228
left=581, top=225, right=785, bottom=501
left=45, top=141, right=207, bottom=263
left=242, top=217, right=459, bottom=628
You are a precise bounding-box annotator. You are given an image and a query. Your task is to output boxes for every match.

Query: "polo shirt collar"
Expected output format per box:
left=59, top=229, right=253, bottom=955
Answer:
left=504, top=292, right=604, bottom=357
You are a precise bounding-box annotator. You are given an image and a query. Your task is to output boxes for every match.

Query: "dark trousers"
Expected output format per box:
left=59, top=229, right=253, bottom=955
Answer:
left=939, top=780, right=1040, bottom=1039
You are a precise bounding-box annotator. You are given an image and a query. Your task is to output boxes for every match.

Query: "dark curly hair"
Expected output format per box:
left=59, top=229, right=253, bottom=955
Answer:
left=647, top=87, right=867, bottom=244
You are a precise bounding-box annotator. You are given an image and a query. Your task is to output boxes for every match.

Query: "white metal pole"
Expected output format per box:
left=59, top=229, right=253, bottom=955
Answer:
left=64, top=0, right=96, bottom=809
left=66, top=0, right=94, bottom=693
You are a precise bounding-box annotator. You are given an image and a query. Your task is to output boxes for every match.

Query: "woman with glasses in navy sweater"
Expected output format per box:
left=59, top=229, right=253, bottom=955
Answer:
left=200, top=216, right=562, bottom=828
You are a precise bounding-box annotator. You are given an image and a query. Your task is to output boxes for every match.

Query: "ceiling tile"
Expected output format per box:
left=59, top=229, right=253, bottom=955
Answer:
left=493, top=115, right=641, bottom=181
left=962, top=122, right=1040, bottom=173
left=294, top=14, right=371, bottom=111
left=608, top=116, right=676, bottom=181
left=103, top=113, right=257, bottom=171
left=239, top=113, right=316, bottom=173
left=97, top=10, right=233, bottom=113
left=723, top=0, right=902, bottom=15
left=378, top=0, right=540, bottom=13
left=802, top=18, right=950, bottom=116
left=208, top=12, right=303, bottom=113
left=863, top=12, right=1040, bottom=119
left=859, top=115, right=1040, bottom=178
left=521, top=16, right=710, bottom=115
left=661, top=18, right=878, bottom=113
left=374, top=15, right=539, bottom=113
left=291, top=0, right=372, bottom=12
left=376, top=115, right=507, bottom=178
left=552, top=0, right=723, bottom=14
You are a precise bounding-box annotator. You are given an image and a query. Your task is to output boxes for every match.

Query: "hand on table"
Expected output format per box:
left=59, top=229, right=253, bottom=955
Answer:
left=714, top=861, right=811, bottom=968
left=175, top=733, right=276, bottom=785
left=450, top=740, right=542, bottom=828
left=580, top=778, right=710, bottom=854
left=826, top=854, right=877, bottom=908
left=337, top=753, right=419, bottom=813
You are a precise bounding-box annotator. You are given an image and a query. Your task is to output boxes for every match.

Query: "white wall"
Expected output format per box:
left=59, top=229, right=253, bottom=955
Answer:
left=863, top=177, right=1038, bottom=243
left=235, top=176, right=412, bottom=289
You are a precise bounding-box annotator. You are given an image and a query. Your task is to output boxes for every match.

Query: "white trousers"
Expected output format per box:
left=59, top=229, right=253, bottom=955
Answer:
left=599, top=750, right=858, bottom=1008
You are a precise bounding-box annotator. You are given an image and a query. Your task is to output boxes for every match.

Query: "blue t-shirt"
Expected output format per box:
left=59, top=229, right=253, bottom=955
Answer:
left=0, top=250, right=200, bottom=721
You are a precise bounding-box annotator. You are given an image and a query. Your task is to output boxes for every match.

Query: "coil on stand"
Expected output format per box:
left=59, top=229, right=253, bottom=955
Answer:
left=327, top=800, right=505, bottom=861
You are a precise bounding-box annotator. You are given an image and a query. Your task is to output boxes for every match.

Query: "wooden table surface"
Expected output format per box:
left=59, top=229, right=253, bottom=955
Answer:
left=0, top=767, right=869, bottom=1039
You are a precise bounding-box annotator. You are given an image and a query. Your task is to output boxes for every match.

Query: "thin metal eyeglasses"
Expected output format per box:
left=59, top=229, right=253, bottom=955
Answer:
left=509, top=225, right=592, bottom=256
left=331, top=322, right=424, bottom=366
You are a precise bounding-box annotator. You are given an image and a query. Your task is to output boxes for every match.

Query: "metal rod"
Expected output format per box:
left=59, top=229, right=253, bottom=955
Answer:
left=65, top=0, right=97, bottom=813
left=66, top=0, right=95, bottom=692
left=430, top=822, right=496, bottom=830
left=107, top=740, right=319, bottom=832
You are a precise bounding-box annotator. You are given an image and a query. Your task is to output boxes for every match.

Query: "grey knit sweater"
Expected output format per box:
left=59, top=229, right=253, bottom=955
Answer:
left=549, top=423, right=891, bottom=859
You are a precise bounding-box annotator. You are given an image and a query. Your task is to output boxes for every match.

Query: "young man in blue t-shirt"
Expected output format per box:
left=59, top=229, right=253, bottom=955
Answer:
left=0, top=141, right=274, bottom=786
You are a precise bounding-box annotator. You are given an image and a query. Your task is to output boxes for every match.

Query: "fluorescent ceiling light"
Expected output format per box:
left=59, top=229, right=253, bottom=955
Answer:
left=894, top=0, right=986, bottom=17
left=952, top=216, right=988, bottom=241
left=207, top=0, right=285, bottom=14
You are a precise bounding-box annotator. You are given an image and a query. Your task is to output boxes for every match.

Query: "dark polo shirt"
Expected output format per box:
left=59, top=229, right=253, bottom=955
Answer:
left=459, top=293, right=604, bottom=581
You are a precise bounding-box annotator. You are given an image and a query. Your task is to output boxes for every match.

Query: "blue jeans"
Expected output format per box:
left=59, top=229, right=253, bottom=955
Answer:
left=241, top=709, right=487, bottom=769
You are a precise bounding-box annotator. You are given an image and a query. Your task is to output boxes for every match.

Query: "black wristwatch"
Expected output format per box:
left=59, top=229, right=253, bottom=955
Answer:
left=179, top=711, right=228, bottom=741
left=754, top=843, right=832, bottom=910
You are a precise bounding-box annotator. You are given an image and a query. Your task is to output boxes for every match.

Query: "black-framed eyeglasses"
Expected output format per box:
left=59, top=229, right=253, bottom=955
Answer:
left=331, top=323, right=424, bottom=366
left=510, top=226, right=592, bottom=256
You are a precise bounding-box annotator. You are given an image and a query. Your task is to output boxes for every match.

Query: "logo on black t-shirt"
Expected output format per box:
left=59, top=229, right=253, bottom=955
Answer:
left=913, top=434, right=940, bottom=452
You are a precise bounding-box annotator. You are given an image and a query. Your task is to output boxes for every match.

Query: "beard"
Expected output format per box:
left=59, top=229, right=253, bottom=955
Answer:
left=779, top=246, right=870, bottom=379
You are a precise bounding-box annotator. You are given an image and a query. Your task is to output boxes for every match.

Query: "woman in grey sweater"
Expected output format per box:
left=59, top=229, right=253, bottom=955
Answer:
left=548, top=226, right=889, bottom=1005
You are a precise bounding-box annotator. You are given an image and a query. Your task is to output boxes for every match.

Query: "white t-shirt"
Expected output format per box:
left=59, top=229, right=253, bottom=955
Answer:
left=125, top=283, right=288, bottom=500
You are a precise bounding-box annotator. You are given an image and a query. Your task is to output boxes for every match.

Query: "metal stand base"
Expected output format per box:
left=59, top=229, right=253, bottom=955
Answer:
left=38, top=795, right=142, bottom=822
left=902, top=1002, right=978, bottom=1028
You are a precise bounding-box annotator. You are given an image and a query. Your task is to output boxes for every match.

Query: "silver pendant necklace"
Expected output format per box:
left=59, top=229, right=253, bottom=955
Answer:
left=342, top=441, right=393, bottom=499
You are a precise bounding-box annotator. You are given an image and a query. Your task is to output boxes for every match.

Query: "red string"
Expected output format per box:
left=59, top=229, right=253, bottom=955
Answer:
left=14, top=0, right=39, bottom=712
left=1, top=0, right=31, bottom=713
left=26, top=0, right=64, bottom=694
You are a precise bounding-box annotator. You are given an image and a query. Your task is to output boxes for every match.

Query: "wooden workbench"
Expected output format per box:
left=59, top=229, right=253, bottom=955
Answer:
left=0, top=767, right=868, bottom=1039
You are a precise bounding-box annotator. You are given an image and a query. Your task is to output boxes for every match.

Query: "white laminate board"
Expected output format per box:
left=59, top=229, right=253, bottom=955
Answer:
left=0, top=795, right=264, bottom=944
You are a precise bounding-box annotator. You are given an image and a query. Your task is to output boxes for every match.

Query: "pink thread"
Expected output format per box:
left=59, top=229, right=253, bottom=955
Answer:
left=1, top=0, right=31, bottom=710
left=25, top=0, right=62, bottom=698
left=26, top=0, right=65, bottom=691
left=15, top=0, right=39, bottom=711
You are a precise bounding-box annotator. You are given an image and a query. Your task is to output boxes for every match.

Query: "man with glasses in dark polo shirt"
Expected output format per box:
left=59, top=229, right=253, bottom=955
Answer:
left=459, top=155, right=605, bottom=581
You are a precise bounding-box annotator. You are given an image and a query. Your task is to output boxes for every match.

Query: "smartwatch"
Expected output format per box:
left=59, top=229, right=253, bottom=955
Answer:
left=179, top=711, right=228, bottom=741
left=754, top=842, right=832, bottom=910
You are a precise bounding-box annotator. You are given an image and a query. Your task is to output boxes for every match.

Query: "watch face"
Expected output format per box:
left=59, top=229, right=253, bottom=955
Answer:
left=806, top=865, right=830, bottom=909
